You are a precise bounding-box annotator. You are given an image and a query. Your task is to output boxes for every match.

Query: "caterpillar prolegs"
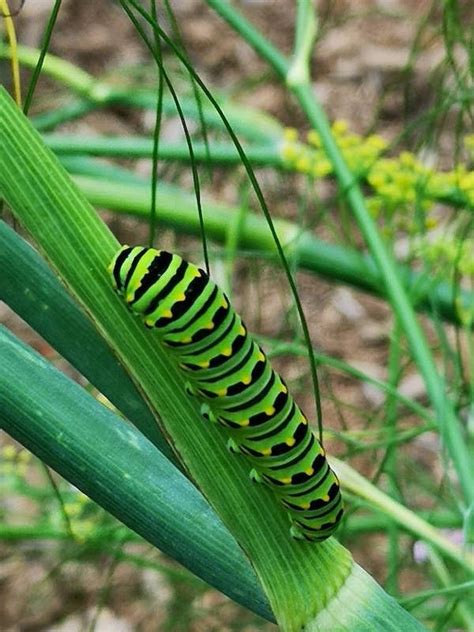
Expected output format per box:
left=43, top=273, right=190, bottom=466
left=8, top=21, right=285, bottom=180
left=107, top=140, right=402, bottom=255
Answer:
left=110, top=245, right=343, bottom=542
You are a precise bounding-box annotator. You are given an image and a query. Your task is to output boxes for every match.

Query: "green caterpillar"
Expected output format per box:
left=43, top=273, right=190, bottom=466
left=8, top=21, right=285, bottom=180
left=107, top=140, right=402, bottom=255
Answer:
left=110, top=245, right=343, bottom=542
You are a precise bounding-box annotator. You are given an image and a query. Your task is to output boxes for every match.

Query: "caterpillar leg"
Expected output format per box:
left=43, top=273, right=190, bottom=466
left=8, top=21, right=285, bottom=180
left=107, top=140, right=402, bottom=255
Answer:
left=289, top=522, right=307, bottom=541
left=226, top=438, right=242, bottom=454
left=200, top=403, right=218, bottom=424
left=249, top=468, right=263, bottom=483
left=185, top=381, right=197, bottom=397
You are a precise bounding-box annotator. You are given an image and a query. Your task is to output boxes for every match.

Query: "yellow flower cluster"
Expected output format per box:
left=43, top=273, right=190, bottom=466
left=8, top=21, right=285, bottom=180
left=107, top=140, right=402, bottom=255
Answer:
left=281, top=122, right=388, bottom=180
left=280, top=123, right=474, bottom=209
left=280, top=123, right=474, bottom=280
left=464, top=134, right=474, bottom=159
left=416, top=237, right=474, bottom=278
left=63, top=492, right=97, bottom=542
left=2, top=444, right=100, bottom=542
left=1, top=444, right=31, bottom=476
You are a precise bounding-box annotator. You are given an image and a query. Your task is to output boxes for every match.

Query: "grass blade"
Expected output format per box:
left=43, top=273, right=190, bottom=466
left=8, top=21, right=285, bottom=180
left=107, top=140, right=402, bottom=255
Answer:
left=0, top=326, right=273, bottom=621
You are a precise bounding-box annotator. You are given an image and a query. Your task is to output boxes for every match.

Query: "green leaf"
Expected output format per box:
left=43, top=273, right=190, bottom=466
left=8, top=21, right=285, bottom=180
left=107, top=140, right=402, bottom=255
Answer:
left=0, top=220, right=172, bottom=459
left=0, top=326, right=273, bottom=621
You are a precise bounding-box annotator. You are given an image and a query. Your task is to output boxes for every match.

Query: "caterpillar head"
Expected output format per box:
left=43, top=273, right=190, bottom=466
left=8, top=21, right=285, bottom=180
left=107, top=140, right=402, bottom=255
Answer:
left=110, top=245, right=164, bottom=303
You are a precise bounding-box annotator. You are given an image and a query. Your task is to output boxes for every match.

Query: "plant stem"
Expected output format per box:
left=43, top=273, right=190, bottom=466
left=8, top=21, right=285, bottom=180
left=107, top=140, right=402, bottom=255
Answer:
left=68, top=169, right=472, bottom=327
left=206, top=0, right=474, bottom=510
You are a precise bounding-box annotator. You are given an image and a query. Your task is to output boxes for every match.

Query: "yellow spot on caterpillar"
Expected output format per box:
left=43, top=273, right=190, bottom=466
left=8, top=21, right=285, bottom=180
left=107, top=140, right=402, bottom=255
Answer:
left=241, top=375, right=251, bottom=385
left=280, top=383, right=287, bottom=393
left=321, top=447, right=326, bottom=456
left=305, top=467, right=314, bottom=476
left=239, top=419, right=250, bottom=427
left=198, top=360, right=210, bottom=368
left=302, top=417, right=308, bottom=425
left=300, top=502, right=311, bottom=510
left=258, top=351, right=265, bottom=361
left=222, top=347, right=232, bottom=357
left=221, top=297, right=228, bottom=308
left=176, top=293, right=186, bottom=302
left=322, top=494, right=330, bottom=502
left=162, top=309, right=172, bottom=319
left=265, top=406, right=275, bottom=416
left=145, top=319, right=155, bottom=327
left=182, top=336, right=192, bottom=344
left=286, top=437, right=296, bottom=447
left=280, top=477, right=292, bottom=484
left=239, top=325, right=246, bottom=335
left=216, top=388, right=227, bottom=397
left=205, top=321, right=215, bottom=330
left=260, top=448, right=272, bottom=456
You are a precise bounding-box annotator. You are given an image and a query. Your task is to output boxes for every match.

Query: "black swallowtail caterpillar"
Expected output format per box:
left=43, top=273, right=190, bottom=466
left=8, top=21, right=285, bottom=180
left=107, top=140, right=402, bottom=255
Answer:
left=110, top=245, right=343, bottom=542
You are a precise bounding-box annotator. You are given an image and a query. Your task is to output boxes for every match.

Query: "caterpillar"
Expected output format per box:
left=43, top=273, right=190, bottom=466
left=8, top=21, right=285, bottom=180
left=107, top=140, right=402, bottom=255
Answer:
left=110, top=245, right=343, bottom=542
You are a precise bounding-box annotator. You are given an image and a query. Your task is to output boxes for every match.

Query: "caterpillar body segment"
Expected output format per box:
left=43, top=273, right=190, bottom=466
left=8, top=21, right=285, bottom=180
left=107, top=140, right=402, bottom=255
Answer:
left=111, top=245, right=343, bottom=542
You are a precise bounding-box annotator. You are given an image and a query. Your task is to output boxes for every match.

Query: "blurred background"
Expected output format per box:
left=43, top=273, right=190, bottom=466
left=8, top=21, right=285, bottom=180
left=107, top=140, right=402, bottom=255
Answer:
left=1, top=0, right=473, bottom=630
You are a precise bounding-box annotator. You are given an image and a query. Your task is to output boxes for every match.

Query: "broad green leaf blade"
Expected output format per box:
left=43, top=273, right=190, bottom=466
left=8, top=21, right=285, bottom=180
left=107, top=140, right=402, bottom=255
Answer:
left=0, top=88, right=424, bottom=631
left=0, top=220, right=173, bottom=460
left=0, top=326, right=273, bottom=621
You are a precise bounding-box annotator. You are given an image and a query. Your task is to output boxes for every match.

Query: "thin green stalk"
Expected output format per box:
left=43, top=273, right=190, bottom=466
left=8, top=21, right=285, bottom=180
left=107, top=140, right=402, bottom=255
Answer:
left=296, top=82, right=472, bottom=502
left=331, top=457, right=473, bottom=574
left=0, top=44, right=280, bottom=142
left=400, top=581, right=474, bottom=609
left=31, top=100, right=98, bottom=129
left=341, top=512, right=463, bottom=536
left=22, top=0, right=62, bottom=114
left=39, top=132, right=474, bottom=211
left=287, top=0, right=317, bottom=86
left=423, top=547, right=474, bottom=631
left=148, top=0, right=163, bottom=248
left=42, top=134, right=280, bottom=163
left=261, top=336, right=433, bottom=423
left=0, top=524, right=140, bottom=543
left=205, top=0, right=474, bottom=510
left=68, top=170, right=472, bottom=327
left=381, top=320, right=403, bottom=595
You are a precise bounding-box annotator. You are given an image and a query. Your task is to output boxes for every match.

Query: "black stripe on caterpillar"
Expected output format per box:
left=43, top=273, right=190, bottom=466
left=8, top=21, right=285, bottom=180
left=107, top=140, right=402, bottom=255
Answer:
left=110, top=245, right=343, bottom=542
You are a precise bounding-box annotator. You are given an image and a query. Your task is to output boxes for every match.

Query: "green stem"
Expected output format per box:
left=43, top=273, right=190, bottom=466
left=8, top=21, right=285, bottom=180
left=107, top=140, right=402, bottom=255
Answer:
left=2, top=45, right=471, bottom=211
left=206, top=0, right=474, bottom=510
left=68, top=169, right=472, bottom=327
left=343, top=512, right=463, bottom=536
left=0, top=44, right=280, bottom=142
left=42, top=133, right=280, bottom=163
left=41, top=133, right=474, bottom=211
left=331, top=458, right=473, bottom=574
left=287, top=0, right=317, bottom=87
left=383, top=319, right=403, bottom=595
